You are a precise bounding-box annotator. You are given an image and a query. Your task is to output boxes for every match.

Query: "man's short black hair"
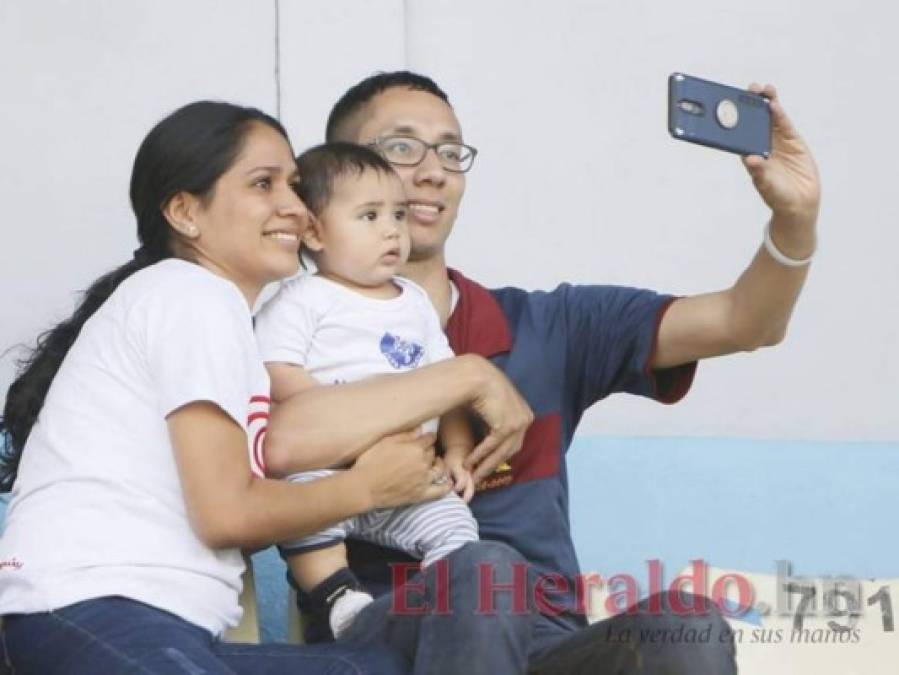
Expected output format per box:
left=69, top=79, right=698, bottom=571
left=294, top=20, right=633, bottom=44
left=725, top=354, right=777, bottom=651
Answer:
left=295, top=142, right=396, bottom=216
left=326, top=71, right=451, bottom=142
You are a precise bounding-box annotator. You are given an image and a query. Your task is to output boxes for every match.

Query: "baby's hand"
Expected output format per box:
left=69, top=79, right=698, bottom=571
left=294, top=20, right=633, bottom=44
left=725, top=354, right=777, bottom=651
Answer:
left=445, top=456, right=475, bottom=503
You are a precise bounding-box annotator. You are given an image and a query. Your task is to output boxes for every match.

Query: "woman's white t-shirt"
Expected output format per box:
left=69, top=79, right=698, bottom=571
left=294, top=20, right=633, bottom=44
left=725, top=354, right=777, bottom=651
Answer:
left=0, top=259, right=270, bottom=636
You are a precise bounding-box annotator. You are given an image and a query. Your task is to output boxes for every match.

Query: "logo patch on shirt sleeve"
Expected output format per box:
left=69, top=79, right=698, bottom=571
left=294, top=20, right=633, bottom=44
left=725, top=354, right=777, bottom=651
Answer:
left=380, top=332, right=425, bottom=369
left=247, top=395, right=271, bottom=478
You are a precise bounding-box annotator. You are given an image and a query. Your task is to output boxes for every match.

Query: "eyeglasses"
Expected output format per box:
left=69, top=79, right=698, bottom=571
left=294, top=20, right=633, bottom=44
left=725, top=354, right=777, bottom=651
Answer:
left=369, top=135, right=478, bottom=173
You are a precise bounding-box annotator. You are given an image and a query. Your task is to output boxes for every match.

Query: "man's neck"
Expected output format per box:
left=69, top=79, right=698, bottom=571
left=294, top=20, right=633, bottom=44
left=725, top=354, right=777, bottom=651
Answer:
left=402, top=253, right=453, bottom=328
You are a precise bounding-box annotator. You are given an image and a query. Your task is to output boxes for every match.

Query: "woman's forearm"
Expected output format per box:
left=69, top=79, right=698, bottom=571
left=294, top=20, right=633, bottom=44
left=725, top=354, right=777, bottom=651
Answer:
left=171, top=401, right=447, bottom=551
left=228, top=471, right=374, bottom=549
left=264, top=354, right=486, bottom=476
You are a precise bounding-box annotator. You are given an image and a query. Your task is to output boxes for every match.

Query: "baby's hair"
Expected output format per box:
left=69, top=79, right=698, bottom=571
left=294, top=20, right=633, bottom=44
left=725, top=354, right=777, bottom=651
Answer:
left=295, top=142, right=396, bottom=217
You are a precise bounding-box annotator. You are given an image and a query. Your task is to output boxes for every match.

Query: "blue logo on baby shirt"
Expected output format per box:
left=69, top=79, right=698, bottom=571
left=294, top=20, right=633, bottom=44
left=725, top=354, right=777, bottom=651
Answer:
left=380, top=333, right=425, bottom=369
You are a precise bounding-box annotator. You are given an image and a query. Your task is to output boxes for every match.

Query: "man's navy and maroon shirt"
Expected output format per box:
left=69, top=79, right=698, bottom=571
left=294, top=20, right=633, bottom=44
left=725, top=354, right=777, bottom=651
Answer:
left=348, top=269, right=697, bottom=631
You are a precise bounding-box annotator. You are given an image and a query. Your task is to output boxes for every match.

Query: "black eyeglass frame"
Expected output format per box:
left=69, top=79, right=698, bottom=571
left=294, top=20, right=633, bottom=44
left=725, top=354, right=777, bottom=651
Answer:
left=368, top=135, right=479, bottom=173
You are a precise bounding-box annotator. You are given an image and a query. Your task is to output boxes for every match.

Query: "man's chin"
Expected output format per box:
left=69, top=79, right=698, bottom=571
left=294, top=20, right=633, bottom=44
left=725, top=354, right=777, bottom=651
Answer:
left=406, top=232, right=451, bottom=264
left=405, top=244, right=447, bottom=265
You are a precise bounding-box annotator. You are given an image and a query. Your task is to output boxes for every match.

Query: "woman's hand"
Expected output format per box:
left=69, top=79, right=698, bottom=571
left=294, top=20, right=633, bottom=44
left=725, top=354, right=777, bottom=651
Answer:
left=350, top=430, right=451, bottom=509
left=460, top=355, right=534, bottom=485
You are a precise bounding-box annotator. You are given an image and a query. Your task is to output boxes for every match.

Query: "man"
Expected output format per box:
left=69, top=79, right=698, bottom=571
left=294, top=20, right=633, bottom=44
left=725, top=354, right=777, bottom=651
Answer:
left=276, top=70, right=819, bottom=674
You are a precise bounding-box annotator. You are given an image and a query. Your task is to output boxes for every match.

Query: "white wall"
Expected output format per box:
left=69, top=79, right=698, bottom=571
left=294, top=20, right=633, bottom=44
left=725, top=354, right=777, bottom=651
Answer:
left=2, top=0, right=896, bottom=441
left=0, top=0, right=278, bottom=407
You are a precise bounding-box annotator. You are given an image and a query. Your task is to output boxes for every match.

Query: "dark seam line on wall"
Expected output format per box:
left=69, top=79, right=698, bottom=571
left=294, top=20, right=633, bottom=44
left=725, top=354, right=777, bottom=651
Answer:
left=402, top=0, right=409, bottom=67
left=274, top=0, right=282, bottom=120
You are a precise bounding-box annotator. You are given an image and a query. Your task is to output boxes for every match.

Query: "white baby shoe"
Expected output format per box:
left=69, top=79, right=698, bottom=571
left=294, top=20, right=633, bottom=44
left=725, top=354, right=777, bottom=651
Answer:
left=329, top=588, right=374, bottom=638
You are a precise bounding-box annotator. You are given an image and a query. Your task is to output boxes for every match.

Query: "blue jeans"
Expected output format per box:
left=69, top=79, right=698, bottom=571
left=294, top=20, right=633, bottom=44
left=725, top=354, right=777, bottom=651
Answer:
left=340, top=541, right=535, bottom=675
left=527, top=590, right=738, bottom=674
left=1, top=596, right=406, bottom=675
left=341, top=541, right=737, bottom=675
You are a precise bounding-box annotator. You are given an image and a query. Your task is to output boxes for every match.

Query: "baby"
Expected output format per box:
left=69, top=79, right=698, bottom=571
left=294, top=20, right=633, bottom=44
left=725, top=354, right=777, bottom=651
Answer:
left=255, top=142, right=478, bottom=639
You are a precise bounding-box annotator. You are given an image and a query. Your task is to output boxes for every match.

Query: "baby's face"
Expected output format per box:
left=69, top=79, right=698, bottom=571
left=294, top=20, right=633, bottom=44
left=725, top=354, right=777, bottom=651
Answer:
left=312, top=169, right=411, bottom=290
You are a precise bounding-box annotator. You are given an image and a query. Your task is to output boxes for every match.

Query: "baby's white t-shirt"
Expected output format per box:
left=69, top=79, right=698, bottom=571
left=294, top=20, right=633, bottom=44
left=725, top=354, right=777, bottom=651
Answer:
left=255, top=275, right=454, bottom=390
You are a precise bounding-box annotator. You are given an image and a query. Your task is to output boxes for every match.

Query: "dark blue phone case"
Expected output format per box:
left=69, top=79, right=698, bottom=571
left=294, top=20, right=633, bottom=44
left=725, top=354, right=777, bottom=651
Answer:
left=668, top=73, right=771, bottom=157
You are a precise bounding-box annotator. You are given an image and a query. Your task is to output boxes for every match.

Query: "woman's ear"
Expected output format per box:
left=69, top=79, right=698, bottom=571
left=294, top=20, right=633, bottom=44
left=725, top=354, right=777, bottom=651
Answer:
left=301, top=214, right=325, bottom=252
left=162, top=192, right=202, bottom=240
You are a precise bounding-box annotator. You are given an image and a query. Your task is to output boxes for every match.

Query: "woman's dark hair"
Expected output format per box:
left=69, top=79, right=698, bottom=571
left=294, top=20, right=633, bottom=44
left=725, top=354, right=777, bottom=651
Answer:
left=0, top=101, right=289, bottom=491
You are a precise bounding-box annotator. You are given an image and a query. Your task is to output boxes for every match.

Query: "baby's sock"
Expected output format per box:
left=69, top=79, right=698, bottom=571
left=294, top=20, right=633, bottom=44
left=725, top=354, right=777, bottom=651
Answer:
left=307, top=567, right=373, bottom=639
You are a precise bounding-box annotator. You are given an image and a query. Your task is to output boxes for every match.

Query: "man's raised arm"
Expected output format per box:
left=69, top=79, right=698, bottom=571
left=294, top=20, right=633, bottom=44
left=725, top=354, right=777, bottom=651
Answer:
left=654, top=83, right=820, bottom=369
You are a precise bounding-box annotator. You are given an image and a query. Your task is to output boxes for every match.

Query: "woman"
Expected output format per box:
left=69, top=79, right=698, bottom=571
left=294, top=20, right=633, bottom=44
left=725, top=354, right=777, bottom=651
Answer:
left=0, top=101, right=530, bottom=674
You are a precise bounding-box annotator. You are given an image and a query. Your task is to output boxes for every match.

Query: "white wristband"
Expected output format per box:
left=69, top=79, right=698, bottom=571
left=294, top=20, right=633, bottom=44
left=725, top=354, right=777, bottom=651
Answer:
left=763, top=222, right=815, bottom=267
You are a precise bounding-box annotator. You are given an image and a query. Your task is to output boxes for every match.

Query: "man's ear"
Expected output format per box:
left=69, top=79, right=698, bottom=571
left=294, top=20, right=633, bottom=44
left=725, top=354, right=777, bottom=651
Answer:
left=301, top=214, right=325, bottom=252
left=162, top=192, right=202, bottom=240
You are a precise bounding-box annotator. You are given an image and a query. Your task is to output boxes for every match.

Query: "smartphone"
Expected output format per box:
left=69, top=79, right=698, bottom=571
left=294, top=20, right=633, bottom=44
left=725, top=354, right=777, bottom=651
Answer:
left=668, top=73, right=771, bottom=157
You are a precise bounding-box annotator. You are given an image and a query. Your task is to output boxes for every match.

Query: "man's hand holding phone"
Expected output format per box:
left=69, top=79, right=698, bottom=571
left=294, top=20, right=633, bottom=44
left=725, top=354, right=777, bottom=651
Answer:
left=669, top=74, right=819, bottom=252
left=741, top=83, right=820, bottom=232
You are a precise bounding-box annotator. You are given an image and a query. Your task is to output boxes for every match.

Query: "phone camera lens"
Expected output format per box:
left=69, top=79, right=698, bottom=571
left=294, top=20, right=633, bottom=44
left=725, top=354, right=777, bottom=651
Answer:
left=716, top=99, right=739, bottom=129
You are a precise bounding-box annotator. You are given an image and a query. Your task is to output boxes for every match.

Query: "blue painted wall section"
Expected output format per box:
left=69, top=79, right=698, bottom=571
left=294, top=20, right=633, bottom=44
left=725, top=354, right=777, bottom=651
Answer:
left=567, top=437, right=899, bottom=583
